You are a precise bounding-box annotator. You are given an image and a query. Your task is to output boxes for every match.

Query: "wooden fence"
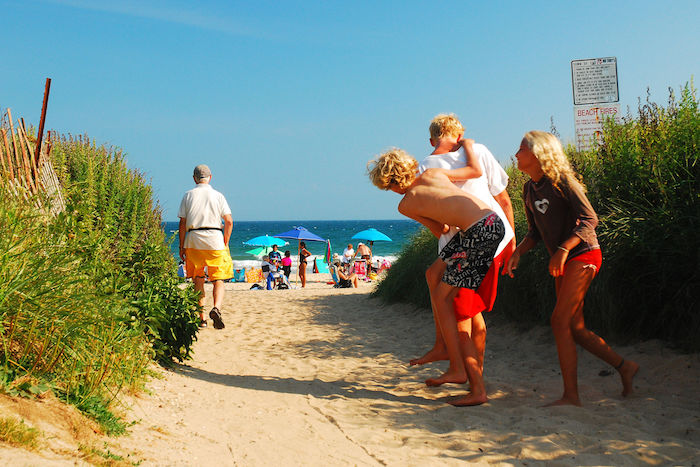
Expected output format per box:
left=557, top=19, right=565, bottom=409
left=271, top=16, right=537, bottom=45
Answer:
left=0, top=108, right=65, bottom=216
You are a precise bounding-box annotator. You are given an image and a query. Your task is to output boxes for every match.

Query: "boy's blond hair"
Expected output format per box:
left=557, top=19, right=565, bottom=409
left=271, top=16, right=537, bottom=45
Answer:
left=367, top=148, right=418, bottom=191
left=429, top=113, right=464, bottom=141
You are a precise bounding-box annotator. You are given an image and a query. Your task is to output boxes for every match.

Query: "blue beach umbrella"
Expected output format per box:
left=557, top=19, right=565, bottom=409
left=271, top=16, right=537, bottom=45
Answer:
left=243, top=235, right=287, bottom=247
left=351, top=228, right=392, bottom=246
left=273, top=226, right=326, bottom=243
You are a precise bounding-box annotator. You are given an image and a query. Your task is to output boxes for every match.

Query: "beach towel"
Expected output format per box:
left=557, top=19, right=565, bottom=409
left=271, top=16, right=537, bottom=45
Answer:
left=245, top=267, right=264, bottom=283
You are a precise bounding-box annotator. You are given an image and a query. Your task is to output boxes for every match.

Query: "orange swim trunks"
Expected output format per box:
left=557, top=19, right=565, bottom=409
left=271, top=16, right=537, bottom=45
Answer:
left=452, top=246, right=510, bottom=322
left=184, top=248, right=233, bottom=281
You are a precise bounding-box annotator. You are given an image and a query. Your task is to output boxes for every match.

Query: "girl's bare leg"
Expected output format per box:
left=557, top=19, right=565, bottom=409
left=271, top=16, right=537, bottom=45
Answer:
left=425, top=282, right=467, bottom=386
left=546, top=262, right=595, bottom=407
left=569, top=268, right=639, bottom=396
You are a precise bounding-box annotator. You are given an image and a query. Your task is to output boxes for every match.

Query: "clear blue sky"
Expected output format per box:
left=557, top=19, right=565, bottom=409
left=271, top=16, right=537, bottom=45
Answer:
left=2, top=0, right=698, bottom=220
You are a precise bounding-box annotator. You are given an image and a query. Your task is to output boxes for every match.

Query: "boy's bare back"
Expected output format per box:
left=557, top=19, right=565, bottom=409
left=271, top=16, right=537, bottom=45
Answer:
left=398, top=169, right=492, bottom=233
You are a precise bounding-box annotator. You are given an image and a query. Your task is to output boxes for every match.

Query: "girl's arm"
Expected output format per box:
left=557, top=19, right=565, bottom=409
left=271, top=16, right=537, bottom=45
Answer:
left=506, top=236, right=537, bottom=278
left=444, top=138, right=483, bottom=181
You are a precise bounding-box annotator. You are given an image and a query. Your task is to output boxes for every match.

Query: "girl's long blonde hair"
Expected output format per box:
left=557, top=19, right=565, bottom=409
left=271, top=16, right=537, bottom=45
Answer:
left=523, top=130, right=586, bottom=193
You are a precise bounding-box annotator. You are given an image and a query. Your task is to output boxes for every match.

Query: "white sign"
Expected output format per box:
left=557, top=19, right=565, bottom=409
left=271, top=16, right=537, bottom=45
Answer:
left=571, top=57, right=618, bottom=105
left=574, top=103, right=621, bottom=150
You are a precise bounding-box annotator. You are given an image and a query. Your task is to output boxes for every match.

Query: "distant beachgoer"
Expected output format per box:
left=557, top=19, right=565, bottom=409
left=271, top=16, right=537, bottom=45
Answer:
left=369, top=148, right=504, bottom=406
left=506, top=130, right=639, bottom=406
left=342, top=244, right=354, bottom=264
left=411, top=113, right=516, bottom=379
left=298, top=242, right=311, bottom=287
left=281, top=250, right=292, bottom=278
left=178, top=164, right=232, bottom=329
left=268, top=244, right=282, bottom=265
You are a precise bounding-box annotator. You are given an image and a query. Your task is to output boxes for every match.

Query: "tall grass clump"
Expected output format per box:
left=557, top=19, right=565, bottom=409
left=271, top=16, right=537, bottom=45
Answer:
left=0, top=190, right=150, bottom=419
left=50, top=135, right=201, bottom=362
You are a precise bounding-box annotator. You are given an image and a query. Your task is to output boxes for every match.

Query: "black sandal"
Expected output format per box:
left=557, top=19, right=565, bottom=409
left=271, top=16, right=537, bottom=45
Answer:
left=209, top=307, right=225, bottom=329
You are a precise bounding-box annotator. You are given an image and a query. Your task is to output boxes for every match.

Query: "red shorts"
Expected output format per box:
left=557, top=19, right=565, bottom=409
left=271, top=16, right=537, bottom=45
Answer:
left=566, top=248, right=602, bottom=275
left=452, top=247, right=510, bottom=322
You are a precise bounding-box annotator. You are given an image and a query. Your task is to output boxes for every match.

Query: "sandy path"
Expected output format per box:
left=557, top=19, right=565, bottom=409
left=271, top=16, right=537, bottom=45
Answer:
left=119, top=277, right=700, bottom=465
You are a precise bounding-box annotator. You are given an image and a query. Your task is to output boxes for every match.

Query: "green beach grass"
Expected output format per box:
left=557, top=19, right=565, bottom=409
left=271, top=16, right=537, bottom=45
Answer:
left=374, top=81, right=699, bottom=350
left=0, top=132, right=201, bottom=433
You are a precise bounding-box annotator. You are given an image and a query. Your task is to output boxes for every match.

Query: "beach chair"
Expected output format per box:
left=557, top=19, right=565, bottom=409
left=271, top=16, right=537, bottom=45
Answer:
left=329, top=265, right=340, bottom=286
left=353, top=259, right=368, bottom=281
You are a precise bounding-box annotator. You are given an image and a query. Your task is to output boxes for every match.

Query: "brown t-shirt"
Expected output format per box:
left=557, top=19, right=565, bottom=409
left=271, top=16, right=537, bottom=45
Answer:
left=523, top=176, right=599, bottom=258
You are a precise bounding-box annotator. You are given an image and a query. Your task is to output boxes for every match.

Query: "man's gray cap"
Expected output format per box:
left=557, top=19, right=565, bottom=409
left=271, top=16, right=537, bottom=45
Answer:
left=193, top=164, right=212, bottom=180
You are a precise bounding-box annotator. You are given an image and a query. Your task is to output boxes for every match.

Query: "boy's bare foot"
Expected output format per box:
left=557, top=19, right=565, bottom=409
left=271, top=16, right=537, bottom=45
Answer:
left=425, top=369, right=467, bottom=387
left=449, top=392, right=488, bottom=407
left=543, top=396, right=582, bottom=407
left=619, top=359, right=639, bottom=397
left=409, top=347, right=449, bottom=366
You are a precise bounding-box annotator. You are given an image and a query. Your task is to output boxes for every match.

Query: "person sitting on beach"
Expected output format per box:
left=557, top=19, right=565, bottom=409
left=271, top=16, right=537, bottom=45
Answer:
left=507, top=131, right=639, bottom=406
left=411, top=114, right=516, bottom=378
left=368, top=148, right=505, bottom=406
left=331, top=259, right=359, bottom=288
left=281, top=250, right=292, bottom=278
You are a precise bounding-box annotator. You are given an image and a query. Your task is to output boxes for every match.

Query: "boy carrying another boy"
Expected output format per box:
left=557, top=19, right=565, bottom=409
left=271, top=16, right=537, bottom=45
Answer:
left=412, top=114, right=515, bottom=379
left=368, top=149, right=505, bottom=406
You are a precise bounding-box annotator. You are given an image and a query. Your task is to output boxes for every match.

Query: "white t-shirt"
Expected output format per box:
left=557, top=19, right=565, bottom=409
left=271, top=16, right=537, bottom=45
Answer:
left=418, top=143, right=514, bottom=255
left=177, top=183, right=232, bottom=250
left=342, top=247, right=355, bottom=262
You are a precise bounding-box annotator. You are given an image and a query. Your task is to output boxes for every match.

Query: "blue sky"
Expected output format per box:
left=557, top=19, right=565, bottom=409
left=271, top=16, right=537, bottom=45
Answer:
left=2, top=0, right=698, bottom=220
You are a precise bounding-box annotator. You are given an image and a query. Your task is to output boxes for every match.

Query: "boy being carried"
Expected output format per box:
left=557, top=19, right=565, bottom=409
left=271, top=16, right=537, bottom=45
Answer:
left=368, top=149, right=505, bottom=406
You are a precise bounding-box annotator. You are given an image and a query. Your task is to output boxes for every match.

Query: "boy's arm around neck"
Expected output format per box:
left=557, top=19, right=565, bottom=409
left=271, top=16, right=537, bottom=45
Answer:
left=445, top=138, right=482, bottom=181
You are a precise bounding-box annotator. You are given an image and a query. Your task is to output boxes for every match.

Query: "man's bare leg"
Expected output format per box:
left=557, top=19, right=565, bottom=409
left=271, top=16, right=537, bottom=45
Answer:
left=212, top=279, right=225, bottom=309
left=425, top=283, right=467, bottom=386
left=193, top=276, right=207, bottom=322
left=410, top=259, right=449, bottom=366
left=449, top=329, right=488, bottom=406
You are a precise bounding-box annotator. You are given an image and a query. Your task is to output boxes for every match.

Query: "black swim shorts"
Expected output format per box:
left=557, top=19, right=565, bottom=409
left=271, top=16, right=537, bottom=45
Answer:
left=438, top=213, right=505, bottom=290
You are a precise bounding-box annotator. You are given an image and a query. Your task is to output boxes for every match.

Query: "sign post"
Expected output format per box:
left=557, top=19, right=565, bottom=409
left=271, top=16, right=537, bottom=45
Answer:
left=571, top=57, right=620, bottom=150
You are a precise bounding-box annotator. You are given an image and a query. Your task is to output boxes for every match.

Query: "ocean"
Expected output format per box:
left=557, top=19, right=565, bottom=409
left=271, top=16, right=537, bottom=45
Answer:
left=162, top=219, right=421, bottom=270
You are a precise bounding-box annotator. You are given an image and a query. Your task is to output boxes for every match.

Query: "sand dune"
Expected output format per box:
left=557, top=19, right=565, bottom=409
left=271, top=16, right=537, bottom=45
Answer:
left=112, top=275, right=700, bottom=465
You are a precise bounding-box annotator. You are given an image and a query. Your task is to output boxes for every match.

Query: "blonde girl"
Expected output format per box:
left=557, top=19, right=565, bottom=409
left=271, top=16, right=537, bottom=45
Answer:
left=506, top=131, right=638, bottom=406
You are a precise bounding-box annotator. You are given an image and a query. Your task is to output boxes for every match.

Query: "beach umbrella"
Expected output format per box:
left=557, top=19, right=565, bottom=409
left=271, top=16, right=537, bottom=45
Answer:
left=274, top=226, right=327, bottom=284
left=243, top=235, right=287, bottom=247
left=273, top=226, right=326, bottom=243
left=245, top=246, right=274, bottom=257
left=351, top=228, right=392, bottom=246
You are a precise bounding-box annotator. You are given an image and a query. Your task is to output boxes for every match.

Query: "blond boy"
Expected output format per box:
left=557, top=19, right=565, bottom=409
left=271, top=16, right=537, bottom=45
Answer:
left=368, top=149, right=505, bottom=406
left=412, top=114, right=515, bottom=375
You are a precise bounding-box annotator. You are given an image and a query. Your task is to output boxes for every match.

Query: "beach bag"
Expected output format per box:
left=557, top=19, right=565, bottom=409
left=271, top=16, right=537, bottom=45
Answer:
left=233, top=268, right=246, bottom=282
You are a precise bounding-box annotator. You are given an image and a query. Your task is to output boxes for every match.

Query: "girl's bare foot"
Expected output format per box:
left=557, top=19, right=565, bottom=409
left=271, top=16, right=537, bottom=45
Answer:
left=619, top=359, right=639, bottom=397
left=449, top=391, right=488, bottom=407
left=425, top=369, right=467, bottom=387
left=543, top=395, right=582, bottom=407
left=409, top=347, right=449, bottom=366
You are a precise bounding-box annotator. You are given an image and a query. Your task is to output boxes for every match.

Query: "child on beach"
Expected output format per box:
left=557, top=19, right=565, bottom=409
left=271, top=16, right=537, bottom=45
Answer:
left=412, top=114, right=516, bottom=380
left=368, top=148, right=505, bottom=406
left=507, top=131, right=639, bottom=406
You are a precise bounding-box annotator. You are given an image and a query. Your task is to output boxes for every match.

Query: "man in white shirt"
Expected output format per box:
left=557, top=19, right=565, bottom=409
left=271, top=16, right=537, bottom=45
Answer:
left=410, top=115, right=516, bottom=382
left=342, top=244, right=355, bottom=264
left=178, top=164, right=233, bottom=329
